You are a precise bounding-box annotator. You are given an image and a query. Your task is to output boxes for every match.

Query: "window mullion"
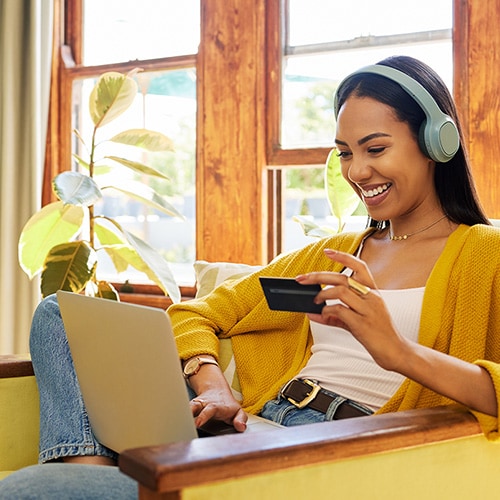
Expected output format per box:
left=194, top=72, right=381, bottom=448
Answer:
left=286, top=28, right=453, bottom=56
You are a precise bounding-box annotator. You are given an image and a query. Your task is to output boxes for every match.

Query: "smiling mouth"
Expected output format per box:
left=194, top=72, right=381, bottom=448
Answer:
left=361, top=183, right=392, bottom=198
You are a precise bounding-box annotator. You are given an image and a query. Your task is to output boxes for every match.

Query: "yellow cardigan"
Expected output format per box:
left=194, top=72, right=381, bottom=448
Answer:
left=169, top=224, right=500, bottom=439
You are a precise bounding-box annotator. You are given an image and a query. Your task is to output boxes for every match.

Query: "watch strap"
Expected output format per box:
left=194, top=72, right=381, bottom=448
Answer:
left=183, top=356, right=219, bottom=379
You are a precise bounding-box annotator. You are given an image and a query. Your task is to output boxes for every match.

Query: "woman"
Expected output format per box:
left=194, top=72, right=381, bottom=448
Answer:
left=10, top=56, right=500, bottom=487
left=171, top=55, right=500, bottom=436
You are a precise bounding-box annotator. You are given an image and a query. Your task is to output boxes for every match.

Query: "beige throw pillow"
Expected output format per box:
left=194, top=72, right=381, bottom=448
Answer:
left=193, top=260, right=262, bottom=401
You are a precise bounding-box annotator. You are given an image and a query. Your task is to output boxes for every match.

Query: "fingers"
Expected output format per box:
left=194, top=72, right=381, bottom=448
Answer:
left=232, top=409, right=248, bottom=432
left=295, top=248, right=375, bottom=298
left=296, top=250, right=378, bottom=328
left=191, top=397, right=217, bottom=426
left=191, top=398, right=207, bottom=415
left=190, top=397, right=247, bottom=432
left=296, top=272, right=372, bottom=303
left=324, top=249, right=375, bottom=285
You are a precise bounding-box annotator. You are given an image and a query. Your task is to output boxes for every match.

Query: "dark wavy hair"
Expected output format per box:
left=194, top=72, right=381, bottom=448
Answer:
left=334, top=55, right=490, bottom=227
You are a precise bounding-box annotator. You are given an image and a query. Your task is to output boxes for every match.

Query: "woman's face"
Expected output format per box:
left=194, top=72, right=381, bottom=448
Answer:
left=335, top=95, right=438, bottom=222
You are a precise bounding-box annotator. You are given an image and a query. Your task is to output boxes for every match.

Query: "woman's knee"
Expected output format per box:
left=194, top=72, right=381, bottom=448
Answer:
left=30, top=295, right=63, bottom=346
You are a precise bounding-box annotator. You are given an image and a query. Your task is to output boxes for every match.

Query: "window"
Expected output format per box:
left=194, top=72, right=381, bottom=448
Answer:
left=72, top=69, right=197, bottom=285
left=272, top=0, right=453, bottom=254
left=82, top=1, right=199, bottom=65
left=47, top=1, right=469, bottom=303
left=49, top=0, right=199, bottom=289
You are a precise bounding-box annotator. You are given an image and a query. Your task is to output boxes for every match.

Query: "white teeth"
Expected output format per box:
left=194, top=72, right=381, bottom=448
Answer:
left=362, top=183, right=390, bottom=198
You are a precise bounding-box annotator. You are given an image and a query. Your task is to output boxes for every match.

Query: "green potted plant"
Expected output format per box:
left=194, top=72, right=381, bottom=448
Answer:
left=18, top=70, right=182, bottom=302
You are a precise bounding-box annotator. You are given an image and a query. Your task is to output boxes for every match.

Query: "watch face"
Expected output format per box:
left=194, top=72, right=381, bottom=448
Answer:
left=184, top=357, right=200, bottom=376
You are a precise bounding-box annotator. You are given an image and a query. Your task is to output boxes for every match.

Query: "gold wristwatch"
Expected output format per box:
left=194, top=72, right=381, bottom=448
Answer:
left=183, top=356, right=219, bottom=379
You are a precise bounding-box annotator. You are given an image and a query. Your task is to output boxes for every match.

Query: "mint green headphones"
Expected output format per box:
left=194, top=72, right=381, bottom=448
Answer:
left=333, top=64, right=460, bottom=163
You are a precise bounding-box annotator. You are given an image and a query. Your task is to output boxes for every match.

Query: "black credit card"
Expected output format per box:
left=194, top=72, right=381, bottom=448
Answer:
left=259, top=277, right=325, bottom=314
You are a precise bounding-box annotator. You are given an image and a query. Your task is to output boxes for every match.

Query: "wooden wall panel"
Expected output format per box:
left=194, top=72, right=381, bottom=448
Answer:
left=454, top=0, right=500, bottom=218
left=196, top=0, right=268, bottom=264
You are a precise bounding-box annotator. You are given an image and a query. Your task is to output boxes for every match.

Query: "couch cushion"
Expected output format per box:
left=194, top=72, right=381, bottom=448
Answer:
left=194, top=260, right=262, bottom=299
left=193, top=261, right=262, bottom=401
left=0, top=375, right=40, bottom=476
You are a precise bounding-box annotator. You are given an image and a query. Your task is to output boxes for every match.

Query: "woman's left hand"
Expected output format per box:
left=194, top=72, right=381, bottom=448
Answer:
left=296, top=249, right=406, bottom=372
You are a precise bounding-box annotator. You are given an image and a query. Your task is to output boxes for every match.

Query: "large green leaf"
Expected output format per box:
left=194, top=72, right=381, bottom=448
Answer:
left=18, top=201, right=85, bottom=279
left=100, top=244, right=138, bottom=274
left=40, top=241, right=97, bottom=297
left=94, top=222, right=136, bottom=273
left=110, top=129, right=174, bottom=152
left=89, top=72, right=137, bottom=128
left=325, top=149, right=361, bottom=232
left=94, top=219, right=127, bottom=246
left=100, top=217, right=181, bottom=302
left=102, top=182, right=184, bottom=218
left=53, top=171, right=102, bottom=206
left=95, top=219, right=171, bottom=277
left=104, top=156, right=170, bottom=180
left=95, top=221, right=177, bottom=288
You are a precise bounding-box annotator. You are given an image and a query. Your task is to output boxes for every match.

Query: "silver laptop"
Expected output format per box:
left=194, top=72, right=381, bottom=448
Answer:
left=57, top=290, right=282, bottom=453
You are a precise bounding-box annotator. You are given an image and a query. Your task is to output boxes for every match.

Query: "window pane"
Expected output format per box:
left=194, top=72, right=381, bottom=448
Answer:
left=282, top=42, right=452, bottom=148
left=282, top=0, right=453, bottom=148
left=72, top=69, right=197, bottom=285
left=83, top=0, right=200, bottom=65
left=288, top=0, right=452, bottom=45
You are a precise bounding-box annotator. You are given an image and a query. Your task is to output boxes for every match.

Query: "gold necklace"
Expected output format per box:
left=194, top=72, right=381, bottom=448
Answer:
left=389, top=215, right=447, bottom=241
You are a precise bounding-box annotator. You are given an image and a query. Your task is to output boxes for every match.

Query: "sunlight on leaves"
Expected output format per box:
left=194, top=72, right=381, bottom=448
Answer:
left=102, top=182, right=184, bottom=218
left=89, top=72, right=137, bottom=128
left=18, top=201, right=85, bottom=279
left=19, top=69, right=183, bottom=299
left=101, top=217, right=181, bottom=302
left=110, top=129, right=174, bottom=152
left=104, top=156, right=170, bottom=180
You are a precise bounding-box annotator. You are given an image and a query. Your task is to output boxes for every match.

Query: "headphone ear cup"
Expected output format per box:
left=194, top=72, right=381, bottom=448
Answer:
left=418, top=121, right=432, bottom=159
left=419, top=115, right=460, bottom=163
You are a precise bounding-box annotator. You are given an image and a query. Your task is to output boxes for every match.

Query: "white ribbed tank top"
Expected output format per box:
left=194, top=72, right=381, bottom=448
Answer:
left=297, top=287, right=424, bottom=410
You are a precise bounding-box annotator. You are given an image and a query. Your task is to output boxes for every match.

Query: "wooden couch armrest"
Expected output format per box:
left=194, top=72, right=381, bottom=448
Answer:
left=119, top=405, right=481, bottom=499
left=0, top=355, right=34, bottom=378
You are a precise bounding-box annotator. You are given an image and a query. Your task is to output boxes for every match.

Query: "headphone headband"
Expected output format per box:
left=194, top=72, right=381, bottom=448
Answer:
left=333, top=64, right=460, bottom=163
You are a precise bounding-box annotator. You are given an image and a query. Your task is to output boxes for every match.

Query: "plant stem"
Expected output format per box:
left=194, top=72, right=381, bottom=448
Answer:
left=88, top=126, right=97, bottom=249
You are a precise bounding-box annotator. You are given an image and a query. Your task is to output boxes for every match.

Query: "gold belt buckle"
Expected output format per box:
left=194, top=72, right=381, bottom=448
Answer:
left=285, top=379, right=321, bottom=409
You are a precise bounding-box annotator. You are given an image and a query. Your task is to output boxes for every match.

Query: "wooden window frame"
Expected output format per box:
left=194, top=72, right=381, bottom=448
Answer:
left=44, top=0, right=500, bottom=307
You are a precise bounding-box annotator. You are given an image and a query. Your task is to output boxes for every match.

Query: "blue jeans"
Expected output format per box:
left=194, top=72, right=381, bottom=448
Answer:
left=0, top=464, right=137, bottom=499
left=29, top=294, right=117, bottom=463
left=260, top=389, right=370, bottom=426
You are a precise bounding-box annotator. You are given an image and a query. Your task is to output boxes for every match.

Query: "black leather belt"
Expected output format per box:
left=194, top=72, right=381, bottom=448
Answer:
left=280, top=379, right=373, bottom=420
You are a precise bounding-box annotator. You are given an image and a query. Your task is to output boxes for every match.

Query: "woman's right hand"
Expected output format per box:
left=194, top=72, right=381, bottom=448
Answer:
left=186, top=361, right=248, bottom=432
left=190, top=388, right=248, bottom=432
